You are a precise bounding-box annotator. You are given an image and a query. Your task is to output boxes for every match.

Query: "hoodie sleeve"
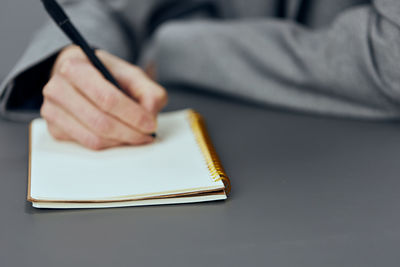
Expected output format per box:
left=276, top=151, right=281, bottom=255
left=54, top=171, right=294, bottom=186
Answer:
left=152, top=0, right=400, bottom=119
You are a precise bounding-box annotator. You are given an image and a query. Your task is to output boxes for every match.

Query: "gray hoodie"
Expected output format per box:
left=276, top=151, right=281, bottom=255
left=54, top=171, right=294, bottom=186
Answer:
left=1, top=0, right=400, bottom=120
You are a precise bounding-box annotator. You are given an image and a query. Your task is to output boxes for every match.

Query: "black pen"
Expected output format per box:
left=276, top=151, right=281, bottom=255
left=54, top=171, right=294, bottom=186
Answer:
left=41, top=0, right=123, bottom=91
left=41, top=0, right=156, bottom=138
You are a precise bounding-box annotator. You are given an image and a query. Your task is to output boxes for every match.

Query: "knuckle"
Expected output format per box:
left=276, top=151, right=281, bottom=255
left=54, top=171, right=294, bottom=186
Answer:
left=53, top=133, right=65, bottom=141
left=58, top=59, right=76, bottom=76
left=135, top=112, right=149, bottom=129
left=48, top=126, right=64, bottom=140
left=157, top=88, right=168, bottom=104
left=42, top=81, right=54, bottom=98
left=60, top=45, right=81, bottom=59
left=40, top=102, right=56, bottom=123
left=55, top=46, right=85, bottom=75
left=42, top=79, right=61, bottom=101
left=97, top=91, right=119, bottom=111
left=145, top=87, right=168, bottom=113
left=90, top=114, right=113, bottom=134
left=83, top=135, right=104, bottom=151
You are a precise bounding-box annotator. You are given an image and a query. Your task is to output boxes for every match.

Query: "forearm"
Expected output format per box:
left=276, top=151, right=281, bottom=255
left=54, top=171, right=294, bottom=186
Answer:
left=153, top=0, right=400, bottom=120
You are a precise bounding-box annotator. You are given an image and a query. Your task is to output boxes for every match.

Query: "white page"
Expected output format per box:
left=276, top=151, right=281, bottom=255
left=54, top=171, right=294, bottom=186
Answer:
left=30, top=110, right=224, bottom=201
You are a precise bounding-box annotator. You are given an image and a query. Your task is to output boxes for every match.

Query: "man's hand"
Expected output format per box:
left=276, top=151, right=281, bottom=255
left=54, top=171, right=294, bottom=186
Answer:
left=40, top=45, right=167, bottom=150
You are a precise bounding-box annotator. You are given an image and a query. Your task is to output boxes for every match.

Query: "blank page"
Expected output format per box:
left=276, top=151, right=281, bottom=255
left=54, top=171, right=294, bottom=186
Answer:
left=29, top=110, right=224, bottom=201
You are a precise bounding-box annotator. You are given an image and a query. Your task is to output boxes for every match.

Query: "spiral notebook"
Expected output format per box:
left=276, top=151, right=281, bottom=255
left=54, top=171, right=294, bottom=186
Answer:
left=28, top=109, right=231, bottom=209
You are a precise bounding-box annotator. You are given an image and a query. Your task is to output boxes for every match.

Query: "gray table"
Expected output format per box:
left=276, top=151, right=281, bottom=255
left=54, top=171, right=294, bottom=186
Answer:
left=1, top=88, right=400, bottom=267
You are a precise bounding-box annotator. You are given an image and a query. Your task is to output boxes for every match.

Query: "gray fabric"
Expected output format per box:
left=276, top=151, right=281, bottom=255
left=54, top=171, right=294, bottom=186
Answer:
left=2, top=0, right=400, bottom=120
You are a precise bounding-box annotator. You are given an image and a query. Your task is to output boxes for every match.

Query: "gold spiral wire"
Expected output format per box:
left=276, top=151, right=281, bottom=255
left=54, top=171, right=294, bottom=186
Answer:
left=188, top=110, right=231, bottom=195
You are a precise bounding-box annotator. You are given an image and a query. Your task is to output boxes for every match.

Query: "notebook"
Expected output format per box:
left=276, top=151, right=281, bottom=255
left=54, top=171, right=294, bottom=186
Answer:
left=28, top=109, right=231, bottom=209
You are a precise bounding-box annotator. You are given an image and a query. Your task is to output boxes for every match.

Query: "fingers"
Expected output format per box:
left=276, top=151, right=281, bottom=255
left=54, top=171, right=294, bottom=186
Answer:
left=43, top=45, right=167, bottom=150
left=95, top=50, right=168, bottom=115
left=41, top=100, right=123, bottom=150
left=47, top=124, right=70, bottom=141
left=56, top=58, right=157, bottom=134
left=43, top=74, right=155, bottom=146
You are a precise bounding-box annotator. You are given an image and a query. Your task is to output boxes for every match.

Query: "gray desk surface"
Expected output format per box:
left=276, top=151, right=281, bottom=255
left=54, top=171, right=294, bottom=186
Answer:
left=1, top=88, right=400, bottom=267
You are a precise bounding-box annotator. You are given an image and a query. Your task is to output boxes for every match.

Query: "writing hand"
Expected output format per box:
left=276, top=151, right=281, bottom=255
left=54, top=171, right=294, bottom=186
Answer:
left=40, top=45, right=168, bottom=150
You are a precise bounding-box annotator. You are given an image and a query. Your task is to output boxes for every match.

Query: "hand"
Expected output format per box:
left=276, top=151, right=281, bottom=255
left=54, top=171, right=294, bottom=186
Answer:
left=40, top=45, right=167, bottom=150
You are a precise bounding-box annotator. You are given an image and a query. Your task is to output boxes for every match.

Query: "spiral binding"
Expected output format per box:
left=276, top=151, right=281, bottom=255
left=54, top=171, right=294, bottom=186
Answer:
left=188, top=110, right=231, bottom=195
